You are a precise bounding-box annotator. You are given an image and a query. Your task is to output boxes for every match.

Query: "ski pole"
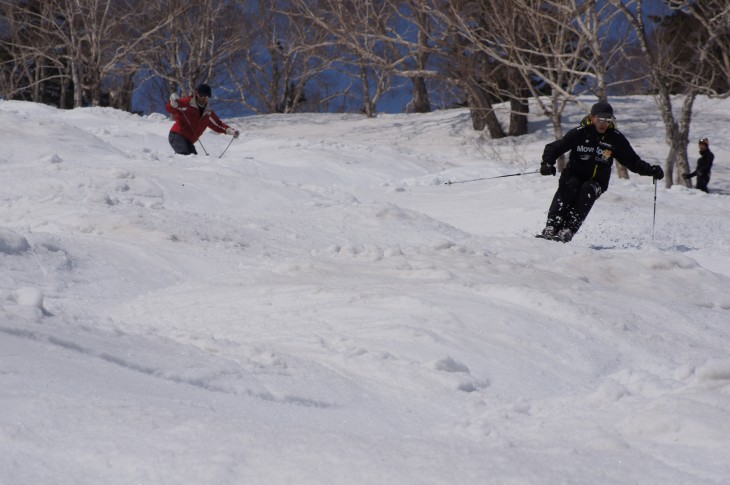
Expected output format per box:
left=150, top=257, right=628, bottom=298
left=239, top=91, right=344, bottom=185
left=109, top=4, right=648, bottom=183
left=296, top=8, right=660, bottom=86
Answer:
left=219, top=136, right=235, bottom=158
left=180, top=107, right=209, bottom=156
left=444, top=169, right=540, bottom=185
left=652, top=177, right=658, bottom=241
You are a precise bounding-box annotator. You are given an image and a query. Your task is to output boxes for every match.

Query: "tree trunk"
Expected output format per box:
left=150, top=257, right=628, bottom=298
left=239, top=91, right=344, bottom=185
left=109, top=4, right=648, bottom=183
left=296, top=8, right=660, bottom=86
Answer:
left=360, top=64, right=375, bottom=118
left=60, top=76, right=70, bottom=110
left=110, top=74, right=134, bottom=112
left=89, top=73, right=102, bottom=107
left=615, top=162, right=629, bottom=179
left=410, top=76, right=431, bottom=113
left=467, top=83, right=505, bottom=138
left=665, top=144, right=678, bottom=188
left=411, top=7, right=431, bottom=114
left=33, top=59, right=42, bottom=103
left=72, top=61, right=83, bottom=108
left=551, top=112, right=567, bottom=170
left=508, top=97, right=528, bottom=136
left=670, top=137, right=691, bottom=187
left=654, top=93, right=695, bottom=189
left=652, top=89, right=680, bottom=188
left=674, top=92, right=696, bottom=187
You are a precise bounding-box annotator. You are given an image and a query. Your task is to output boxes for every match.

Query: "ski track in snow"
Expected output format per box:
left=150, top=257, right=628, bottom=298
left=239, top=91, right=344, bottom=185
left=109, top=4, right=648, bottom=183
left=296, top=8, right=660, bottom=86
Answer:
left=2, top=96, right=730, bottom=484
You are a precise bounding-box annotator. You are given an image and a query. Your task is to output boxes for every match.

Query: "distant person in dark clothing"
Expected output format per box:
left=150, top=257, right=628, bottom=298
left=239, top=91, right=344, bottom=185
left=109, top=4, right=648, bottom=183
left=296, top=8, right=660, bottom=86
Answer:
left=683, top=138, right=714, bottom=193
left=537, top=101, right=664, bottom=242
left=165, top=83, right=239, bottom=155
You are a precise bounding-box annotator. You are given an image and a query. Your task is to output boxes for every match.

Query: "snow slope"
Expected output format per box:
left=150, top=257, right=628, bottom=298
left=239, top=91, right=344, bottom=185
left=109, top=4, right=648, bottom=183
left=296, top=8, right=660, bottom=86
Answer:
left=1, top=96, right=729, bottom=484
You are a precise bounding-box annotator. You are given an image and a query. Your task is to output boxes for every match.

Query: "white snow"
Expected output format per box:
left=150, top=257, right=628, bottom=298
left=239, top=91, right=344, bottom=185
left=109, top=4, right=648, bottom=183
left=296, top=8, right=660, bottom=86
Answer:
left=1, top=95, right=729, bottom=484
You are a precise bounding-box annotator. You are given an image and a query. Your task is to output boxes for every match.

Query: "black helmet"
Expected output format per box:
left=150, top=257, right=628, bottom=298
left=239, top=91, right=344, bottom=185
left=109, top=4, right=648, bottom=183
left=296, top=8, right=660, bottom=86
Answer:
left=590, top=101, right=614, bottom=119
left=699, top=137, right=709, bottom=145
left=196, top=83, right=212, bottom=98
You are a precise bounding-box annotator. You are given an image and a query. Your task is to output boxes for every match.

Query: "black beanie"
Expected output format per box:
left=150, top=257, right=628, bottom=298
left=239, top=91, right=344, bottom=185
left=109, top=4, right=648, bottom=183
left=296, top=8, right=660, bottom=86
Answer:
left=196, top=83, right=212, bottom=97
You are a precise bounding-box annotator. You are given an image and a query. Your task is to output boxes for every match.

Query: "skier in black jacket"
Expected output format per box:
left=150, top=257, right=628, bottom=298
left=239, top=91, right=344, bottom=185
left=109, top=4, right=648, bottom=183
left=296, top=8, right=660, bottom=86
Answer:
left=683, top=137, right=714, bottom=192
left=538, top=101, right=664, bottom=242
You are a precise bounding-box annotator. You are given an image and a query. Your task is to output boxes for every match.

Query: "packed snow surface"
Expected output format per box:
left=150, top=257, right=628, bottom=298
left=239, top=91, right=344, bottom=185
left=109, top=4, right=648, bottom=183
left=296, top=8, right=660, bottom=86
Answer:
left=1, top=96, right=729, bottom=484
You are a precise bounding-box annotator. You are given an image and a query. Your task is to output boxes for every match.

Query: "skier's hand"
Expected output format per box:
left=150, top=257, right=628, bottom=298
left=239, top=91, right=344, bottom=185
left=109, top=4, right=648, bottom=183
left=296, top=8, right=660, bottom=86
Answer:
left=540, top=162, right=556, bottom=176
left=682, top=173, right=691, bottom=180
left=226, top=127, right=240, bottom=138
left=650, top=165, right=664, bottom=181
left=169, top=93, right=180, bottom=109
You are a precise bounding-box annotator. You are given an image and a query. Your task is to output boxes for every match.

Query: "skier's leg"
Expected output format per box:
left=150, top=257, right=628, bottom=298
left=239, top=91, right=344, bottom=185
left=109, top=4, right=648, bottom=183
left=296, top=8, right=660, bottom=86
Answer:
left=169, top=132, right=197, bottom=155
left=545, top=176, right=581, bottom=231
left=696, top=176, right=709, bottom=192
left=564, top=180, right=602, bottom=236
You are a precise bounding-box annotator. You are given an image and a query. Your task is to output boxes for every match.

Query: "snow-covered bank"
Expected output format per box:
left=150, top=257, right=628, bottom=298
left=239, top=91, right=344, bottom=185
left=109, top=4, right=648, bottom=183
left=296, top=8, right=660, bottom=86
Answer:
left=1, top=96, right=729, bottom=484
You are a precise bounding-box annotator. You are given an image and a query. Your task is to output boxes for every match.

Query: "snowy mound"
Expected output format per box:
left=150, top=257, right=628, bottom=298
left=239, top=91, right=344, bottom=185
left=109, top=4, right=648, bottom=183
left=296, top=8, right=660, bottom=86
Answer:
left=1, top=97, right=729, bottom=484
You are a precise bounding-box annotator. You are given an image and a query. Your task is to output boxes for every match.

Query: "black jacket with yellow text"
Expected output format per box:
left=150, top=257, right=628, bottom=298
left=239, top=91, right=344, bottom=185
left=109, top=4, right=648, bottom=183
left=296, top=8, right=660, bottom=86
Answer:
left=542, top=117, right=654, bottom=192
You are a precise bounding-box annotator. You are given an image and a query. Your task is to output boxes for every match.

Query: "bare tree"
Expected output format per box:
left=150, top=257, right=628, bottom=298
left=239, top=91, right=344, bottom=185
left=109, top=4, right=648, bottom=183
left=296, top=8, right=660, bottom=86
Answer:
left=2, top=2, right=42, bottom=102
left=569, top=0, right=619, bottom=101
left=443, top=24, right=508, bottom=136
left=403, top=0, right=432, bottom=113
left=1, top=0, right=75, bottom=106
left=0, top=0, right=183, bottom=110
left=430, top=0, right=594, bottom=159
left=224, top=0, right=342, bottom=114
left=70, top=0, right=178, bottom=108
left=667, top=0, right=730, bottom=95
left=610, top=0, right=723, bottom=188
left=135, top=0, right=247, bottom=106
left=568, top=0, right=633, bottom=178
left=413, top=0, right=517, bottom=136
left=280, top=0, right=395, bottom=117
left=280, top=0, right=445, bottom=116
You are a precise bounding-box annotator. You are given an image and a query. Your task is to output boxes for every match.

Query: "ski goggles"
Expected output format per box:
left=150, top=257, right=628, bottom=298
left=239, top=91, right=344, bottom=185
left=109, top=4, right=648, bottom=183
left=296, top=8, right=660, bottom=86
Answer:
left=699, top=137, right=709, bottom=145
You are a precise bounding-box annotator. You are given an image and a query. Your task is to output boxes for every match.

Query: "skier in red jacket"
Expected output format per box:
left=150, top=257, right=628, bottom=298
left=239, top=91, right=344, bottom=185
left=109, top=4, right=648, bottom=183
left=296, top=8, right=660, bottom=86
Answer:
left=165, top=83, right=239, bottom=155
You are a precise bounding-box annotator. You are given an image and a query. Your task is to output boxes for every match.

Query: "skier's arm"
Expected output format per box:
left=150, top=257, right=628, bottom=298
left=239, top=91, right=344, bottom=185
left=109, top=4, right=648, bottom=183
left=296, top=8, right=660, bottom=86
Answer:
left=165, top=93, right=179, bottom=115
left=613, top=135, right=654, bottom=175
left=614, top=136, right=664, bottom=180
left=541, top=128, right=582, bottom=165
left=206, top=110, right=229, bottom=134
left=166, top=94, right=190, bottom=115
left=626, top=156, right=663, bottom=179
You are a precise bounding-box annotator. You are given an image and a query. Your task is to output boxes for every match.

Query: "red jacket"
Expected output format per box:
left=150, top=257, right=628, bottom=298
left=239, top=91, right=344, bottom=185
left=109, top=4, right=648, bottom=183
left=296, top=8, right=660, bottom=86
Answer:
left=166, top=96, right=229, bottom=143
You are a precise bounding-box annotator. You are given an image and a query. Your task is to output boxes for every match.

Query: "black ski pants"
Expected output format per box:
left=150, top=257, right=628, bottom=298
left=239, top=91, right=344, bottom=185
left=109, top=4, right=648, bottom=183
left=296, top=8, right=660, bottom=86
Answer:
left=546, top=175, right=602, bottom=234
left=169, top=131, right=198, bottom=155
left=696, top=175, right=710, bottom=193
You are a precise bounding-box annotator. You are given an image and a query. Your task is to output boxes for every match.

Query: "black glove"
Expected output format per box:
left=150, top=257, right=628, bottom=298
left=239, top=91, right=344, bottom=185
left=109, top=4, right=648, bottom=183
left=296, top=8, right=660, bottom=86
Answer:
left=540, top=162, right=556, bottom=176
left=650, top=165, right=664, bottom=181
left=682, top=173, right=691, bottom=180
